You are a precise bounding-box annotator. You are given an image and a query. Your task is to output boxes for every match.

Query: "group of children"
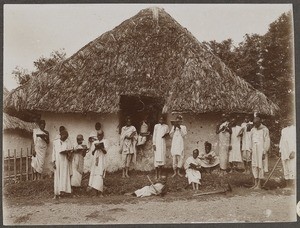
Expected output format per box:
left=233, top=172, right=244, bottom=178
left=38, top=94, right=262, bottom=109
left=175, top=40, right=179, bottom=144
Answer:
left=31, top=112, right=296, bottom=199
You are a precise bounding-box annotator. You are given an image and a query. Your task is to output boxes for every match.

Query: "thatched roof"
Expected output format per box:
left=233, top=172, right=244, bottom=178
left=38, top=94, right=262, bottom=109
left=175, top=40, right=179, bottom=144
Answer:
left=3, top=113, right=36, bottom=133
left=4, top=7, right=278, bottom=115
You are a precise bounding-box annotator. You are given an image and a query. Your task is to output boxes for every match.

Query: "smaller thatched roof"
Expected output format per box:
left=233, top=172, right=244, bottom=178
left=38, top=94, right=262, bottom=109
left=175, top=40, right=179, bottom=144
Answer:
left=3, top=113, right=36, bottom=133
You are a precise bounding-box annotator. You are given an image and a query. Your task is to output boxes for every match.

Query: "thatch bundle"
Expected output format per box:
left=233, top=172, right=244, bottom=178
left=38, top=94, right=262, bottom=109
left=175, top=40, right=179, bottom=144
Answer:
left=3, top=113, right=36, bottom=133
left=4, top=7, right=278, bottom=115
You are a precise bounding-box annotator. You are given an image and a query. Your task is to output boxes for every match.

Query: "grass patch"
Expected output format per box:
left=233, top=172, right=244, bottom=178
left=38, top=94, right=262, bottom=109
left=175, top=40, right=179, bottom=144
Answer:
left=4, top=156, right=285, bottom=200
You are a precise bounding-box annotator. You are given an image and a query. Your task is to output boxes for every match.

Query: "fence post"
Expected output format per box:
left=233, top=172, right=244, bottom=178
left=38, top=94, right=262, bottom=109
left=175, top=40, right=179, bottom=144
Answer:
left=30, top=145, right=33, bottom=180
left=20, top=148, right=23, bottom=181
left=14, top=149, right=17, bottom=182
left=26, top=148, right=29, bottom=181
left=8, top=149, right=10, bottom=183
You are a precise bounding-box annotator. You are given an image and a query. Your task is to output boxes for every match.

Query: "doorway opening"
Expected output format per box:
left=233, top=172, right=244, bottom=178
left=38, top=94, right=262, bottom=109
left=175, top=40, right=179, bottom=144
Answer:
left=119, top=95, right=164, bottom=134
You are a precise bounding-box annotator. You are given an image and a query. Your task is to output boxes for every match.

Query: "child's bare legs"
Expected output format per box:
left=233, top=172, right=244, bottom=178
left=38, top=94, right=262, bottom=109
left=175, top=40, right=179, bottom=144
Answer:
left=125, top=167, right=130, bottom=178
left=155, top=167, right=159, bottom=179
left=192, top=182, right=195, bottom=190
left=33, top=172, right=37, bottom=181
left=122, top=168, right=125, bottom=178
left=177, top=168, right=183, bottom=177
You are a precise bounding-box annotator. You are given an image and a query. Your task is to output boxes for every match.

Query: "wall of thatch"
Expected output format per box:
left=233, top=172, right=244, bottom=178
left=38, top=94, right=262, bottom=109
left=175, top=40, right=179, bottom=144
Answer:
left=3, top=130, right=33, bottom=158
left=40, top=112, right=220, bottom=174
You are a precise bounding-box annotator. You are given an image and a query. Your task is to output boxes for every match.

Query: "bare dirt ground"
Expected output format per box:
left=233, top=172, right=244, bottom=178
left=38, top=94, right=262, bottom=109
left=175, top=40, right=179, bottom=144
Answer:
left=3, top=184, right=297, bottom=225
left=3, top=156, right=298, bottom=225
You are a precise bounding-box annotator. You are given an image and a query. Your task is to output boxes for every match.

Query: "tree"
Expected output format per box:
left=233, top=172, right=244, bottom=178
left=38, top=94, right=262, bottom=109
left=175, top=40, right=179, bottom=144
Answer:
left=260, top=12, right=293, bottom=119
left=11, top=49, right=67, bottom=85
left=12, top=66, right=31, bottom=85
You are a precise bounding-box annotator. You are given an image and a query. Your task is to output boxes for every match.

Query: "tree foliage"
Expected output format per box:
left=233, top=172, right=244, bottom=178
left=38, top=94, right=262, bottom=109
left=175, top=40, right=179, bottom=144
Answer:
left=205, top=11, right=293, bottom=120
left=12, top=49, right=66, bottom=85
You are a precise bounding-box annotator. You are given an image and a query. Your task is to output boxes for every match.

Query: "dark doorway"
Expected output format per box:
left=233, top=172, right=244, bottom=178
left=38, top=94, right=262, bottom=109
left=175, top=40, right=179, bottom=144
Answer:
left=119, top=95, right=164, bottom=134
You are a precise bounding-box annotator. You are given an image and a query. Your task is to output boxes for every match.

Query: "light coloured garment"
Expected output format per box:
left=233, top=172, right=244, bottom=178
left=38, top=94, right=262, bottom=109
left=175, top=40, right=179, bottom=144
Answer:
left=199, top=150, right=220, bottom=168
left=152, top=123, right=169, bottom=167
left=137, top=121, right=149, bottom=146
left=229, top=126, right=243, bottom=162
left=53, top=138, right=73, bottom=195
left=184, top=156, right=202, bottom=184
left=250, top=124, right=270, bottom=179
left=71, top=144, right=86, bottom=187
left=120, top=125, right=138, bottom=166
left=241, top=122, right=252, bottom=151
left=279, top=125, right=296, bottom=180
left=88, top=139, right=107, bottom=191
left=217, top=122, right=230, bottom=170
left=134, top=183, right=165, bottom=197
left=170, top=125, right=187, bottom=169
left=31, top=128, right=48, bottom=174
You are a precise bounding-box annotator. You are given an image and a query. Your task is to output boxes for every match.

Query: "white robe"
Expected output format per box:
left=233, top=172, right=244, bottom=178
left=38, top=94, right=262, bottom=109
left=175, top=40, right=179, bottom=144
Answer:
left=249, top=124, right=270, bottom=170
left=229, top=126, right=242, bottom=162
left=120, top=125, right=138, bottom=164
left=217, top=121, right=230, bottom=169
left=134, top=183, right=165, bottom=197
left=152, top=124, right=169, bottom=166
left=31, top=128, right=48, bottom=173
left=53, top=138, right=73, bottom=195
left=241, top=122, right=252, bottom=151
left=71, top=143, right=87, bottom=187
left=184, top=156, right=202, bottom=184
left=279, top=125, right=296, bottom=179
left=170, top=125, right=187, bottom=156
left=88, top=139, right=107, bottom=191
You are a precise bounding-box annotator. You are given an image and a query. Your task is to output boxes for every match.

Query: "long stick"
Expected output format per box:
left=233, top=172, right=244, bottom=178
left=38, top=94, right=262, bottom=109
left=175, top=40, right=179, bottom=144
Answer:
left=262, top=157, right=281, bottom=189
left=146, top=175, right=159, bottom=194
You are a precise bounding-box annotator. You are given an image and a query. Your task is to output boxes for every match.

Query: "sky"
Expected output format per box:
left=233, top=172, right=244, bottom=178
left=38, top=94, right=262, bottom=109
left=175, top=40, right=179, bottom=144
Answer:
left=4, top=4, right=292, bottom=90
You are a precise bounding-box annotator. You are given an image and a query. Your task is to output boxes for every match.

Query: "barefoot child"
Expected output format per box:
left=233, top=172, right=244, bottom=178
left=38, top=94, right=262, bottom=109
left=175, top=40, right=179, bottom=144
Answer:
left=71, top=134, right=88, bottom=196
left=184, top=149, right=202, bottom=191
left=199, top=141, right=220, bottom=173
left=88, top=132, right=107, bottom=197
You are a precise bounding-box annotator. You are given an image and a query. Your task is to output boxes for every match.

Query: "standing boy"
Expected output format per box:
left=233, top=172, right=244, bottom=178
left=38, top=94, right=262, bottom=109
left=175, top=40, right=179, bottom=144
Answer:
left=279, top=119, right=296, bottom=189
left=153, top=116, right=169, bottom=179
left=120, top=117, right=137, bottom=178
left=71, top=134, right=88, bottom=196
left=32, top=120, right=49, bottom=180
left=229, top=118, right=243, bottom=172
left=241, top=115, right=253, bottom=174
left=249, top=117, right=270, bottom=189
left=216, top=114, right=232, bottom=176
left=89, top=132, right=107, bottom=197
left=52, top=130, right=73, bottom=199
left=170, top=115, right=187, bottom=178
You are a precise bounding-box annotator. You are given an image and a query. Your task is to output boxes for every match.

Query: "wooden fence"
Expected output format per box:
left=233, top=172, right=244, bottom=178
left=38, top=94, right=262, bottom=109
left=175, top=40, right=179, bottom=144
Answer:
left=3, top=146, right=34, bottom=183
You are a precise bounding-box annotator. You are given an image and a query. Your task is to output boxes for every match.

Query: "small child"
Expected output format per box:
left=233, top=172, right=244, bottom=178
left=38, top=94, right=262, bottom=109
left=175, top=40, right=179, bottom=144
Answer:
left=184, top=149, right=202, bottom=191
left=199, top=141, right=220, bottom=173
left=71, top=134, right=88, bottom=196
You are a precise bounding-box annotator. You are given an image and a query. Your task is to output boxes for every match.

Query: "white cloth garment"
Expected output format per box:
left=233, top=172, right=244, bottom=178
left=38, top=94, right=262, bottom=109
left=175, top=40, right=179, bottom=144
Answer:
left=184, top=156, right=202, bottom=184
left=152, top=123, right=169, bottom=167
left=279, top=125, right=296, bottom=180
left=134, top=183, right=165, bottom=197
left=241, top=122, right=252, bottom=151
left=88, top=139, right=107, bottom=191
left=199, top=150, right=220, bottom=168
left=71, top=143, right=87, bottom=187
left=218, top=123, right=230, bottom=170
left=249, top=124, right=270, bottom=179
left=120, top=125, right=138, bottom=165
left=31, top=128, right=48, bottom=174
left=229, top=126, right=243, bottom=162
left=53, top=138, right=73, bottom=195
left=170, top=125, right=187, bottom=156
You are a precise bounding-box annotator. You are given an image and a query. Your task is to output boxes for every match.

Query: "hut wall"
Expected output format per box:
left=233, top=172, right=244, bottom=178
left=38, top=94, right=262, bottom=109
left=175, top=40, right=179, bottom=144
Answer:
left=40, top=112, right=220, bottom=174
left=3, top=130, right=33, bottom=157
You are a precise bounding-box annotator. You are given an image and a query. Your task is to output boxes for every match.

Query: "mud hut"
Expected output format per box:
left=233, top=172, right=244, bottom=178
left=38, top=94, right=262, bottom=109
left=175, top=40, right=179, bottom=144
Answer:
left=4, top=7, right=278, bottom=173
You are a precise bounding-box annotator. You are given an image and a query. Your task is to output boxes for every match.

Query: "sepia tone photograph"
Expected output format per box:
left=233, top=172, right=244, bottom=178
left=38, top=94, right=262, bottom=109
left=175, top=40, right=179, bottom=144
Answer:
left=2, top=3, right=297, bottom=225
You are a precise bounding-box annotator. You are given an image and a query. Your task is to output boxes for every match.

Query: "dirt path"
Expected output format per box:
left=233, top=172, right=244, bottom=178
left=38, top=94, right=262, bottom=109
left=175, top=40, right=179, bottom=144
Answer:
left=3, top=188, right=297, bottom=225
